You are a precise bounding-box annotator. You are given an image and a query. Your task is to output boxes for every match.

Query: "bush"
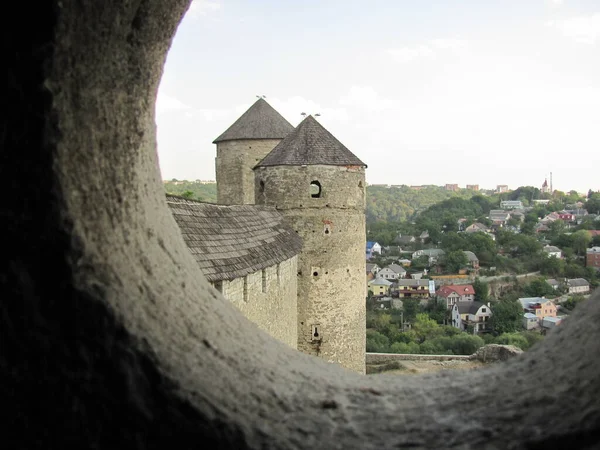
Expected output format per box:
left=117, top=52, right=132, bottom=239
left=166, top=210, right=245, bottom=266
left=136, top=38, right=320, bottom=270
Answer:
left=366, top=330, right=390, bottom=353
left=494, top=332, right=529, bottom=350
left=390, top=341, right=420, bottom=354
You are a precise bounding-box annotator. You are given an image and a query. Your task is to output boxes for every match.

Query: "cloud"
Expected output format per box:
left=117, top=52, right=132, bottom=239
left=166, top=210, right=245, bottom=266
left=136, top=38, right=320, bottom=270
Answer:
left=547, top=13, right=600, bottom=44
left=187, top=0, right=221, bottom=19
left=339, top=86, right=394, bottom=111
left=156, top=92, right=191, bottom=114
left=386, top=38, right=468, bottom=63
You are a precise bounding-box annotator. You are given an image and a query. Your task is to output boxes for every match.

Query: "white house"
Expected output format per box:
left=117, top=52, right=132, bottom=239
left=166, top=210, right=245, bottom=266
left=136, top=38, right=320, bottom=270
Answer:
left=566, top=278, right=590, bottom=294
left=523, top=313, right=539, bottom=330
left=377, top=263, right=406, bottom=280
left=543, top=245, right=562, bottom=259
left=451, top=301, right=492, bottom=334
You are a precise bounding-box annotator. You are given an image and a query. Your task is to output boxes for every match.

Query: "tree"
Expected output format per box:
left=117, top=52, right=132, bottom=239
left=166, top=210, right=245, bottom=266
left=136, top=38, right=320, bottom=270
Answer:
left=444, top=250, right=468, bottom=273
left=570, top=230, right=592, bottom=256
left=472, top=278, right=489, bottom=303
left=366, top=330, right=390, bottom=352
left=490, top=298, right=523, bottom=334
left=401, top=298, right=421, bottom=322
left=524, top=279, right=555, bottom=298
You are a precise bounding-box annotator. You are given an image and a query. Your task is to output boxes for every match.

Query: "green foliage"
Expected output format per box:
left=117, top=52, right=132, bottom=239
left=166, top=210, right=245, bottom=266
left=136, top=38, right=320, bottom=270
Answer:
left=424, top=298, right=448, bottom=324
left=570, top=230, right=592, bottom=256
left=163, top=180, right=217, bottom=202
left=585, top=192, right=600, bottom=215
left=444, top=250, right=469, bottom=273
left=402, top=298, right=422, bottom=322
left=472, top=278, right=489, bottom=303
left=366, top=330, right=390, bottom=353
left=366, top=185, right=475, bottom=223
left=562, top=294, right=587, bottom=312
left=490, top=298, right=523, bottom=334
left=494, top=332, right=529, bottom=350
left=524, top=279, right=556, bottom=298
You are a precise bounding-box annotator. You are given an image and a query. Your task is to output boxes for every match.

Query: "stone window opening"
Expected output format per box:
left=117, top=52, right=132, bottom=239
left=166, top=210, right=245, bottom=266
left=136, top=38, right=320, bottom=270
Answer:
left=243, top=276, right=248, bottom=302
left=259, top=180, right=265, bottom=193
left=311, top=325, right=321, bottom=342
left=310, top=180, right=322, bottom=198
left=261, top=269, right=267, bottom=293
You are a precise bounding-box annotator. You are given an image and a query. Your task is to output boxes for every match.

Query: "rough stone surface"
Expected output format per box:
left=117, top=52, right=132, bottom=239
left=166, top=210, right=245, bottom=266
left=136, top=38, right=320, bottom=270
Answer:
left=216, top=138, right=284, bottom=204
left=472, top=344, right=524, bottom=362
left=2, top=1, right=600, bottom=449
left=255, top=164, right=367, bottom=373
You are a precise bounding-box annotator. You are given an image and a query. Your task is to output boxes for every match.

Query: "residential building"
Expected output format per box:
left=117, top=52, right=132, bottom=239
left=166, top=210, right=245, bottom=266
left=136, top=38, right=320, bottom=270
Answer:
left=391, top=279, right=431, bottom=299
left=451, top=301, right=492, bottom=334
left=463, top=251, right=480, bottom=270
left=368, top=278, right=392, bottom=297
left=566, top=278, right=590, bottom=295
left=465, top=222, right=488, bottom=233
left=543, top=245, right=562, bottom=259
left=377, top=264, right=406, bottom=280
left=542, top=317, right=562, bottom=330
left=497, top=185, right=509, bottom=193
left=557, top=212, right=576, bottom=222
left=445, top=184, right=459, bottom=191
left=500, top=200, right=523, bottom=209
left=366, top=263, right=380, bottom=276
left=523, top=313, right=539, bottom=330
left=437, top=284, right=475, bottom=308
left=412, top=248, right=445, bottom=264
left=546, top=279, right=560, bottom=291
left=518, top=297, right=557, bottom=322
left=586, top=247, right=600, bottom=271
left=489, top=210, right=511, bottom=226
left=466, top=184, right=479, bottom=191
left=366, top=241, right=382, bottom=259
left=398, top=259, right=412, bottom=267
left=394, top=235, right=416, bottom=246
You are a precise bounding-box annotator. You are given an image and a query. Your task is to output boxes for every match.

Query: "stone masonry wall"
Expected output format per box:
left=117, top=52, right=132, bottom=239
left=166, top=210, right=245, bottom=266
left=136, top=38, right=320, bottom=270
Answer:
left=218, top=257, right=298, bottom=348
left=216, top=139, right=282, bottom=205
left=255, top=165, right=366, bottom=373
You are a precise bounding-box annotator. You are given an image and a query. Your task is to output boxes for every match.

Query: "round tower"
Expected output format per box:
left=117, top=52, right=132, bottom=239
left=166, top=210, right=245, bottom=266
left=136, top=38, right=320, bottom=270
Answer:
left=213, top=98, right=293, bottom=205
left=254, top=115, right=367, bottom=373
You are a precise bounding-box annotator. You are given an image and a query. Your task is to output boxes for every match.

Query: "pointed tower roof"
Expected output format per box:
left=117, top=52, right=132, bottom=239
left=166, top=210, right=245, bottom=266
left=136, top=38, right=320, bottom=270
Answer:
left=213, top=98, right=294, bottom=143
left=255, top=115, right=366, bottom=168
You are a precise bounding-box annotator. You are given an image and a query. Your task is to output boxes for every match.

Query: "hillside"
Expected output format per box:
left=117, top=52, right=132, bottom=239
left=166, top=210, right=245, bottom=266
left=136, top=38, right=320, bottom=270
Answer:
left=163, top=180, right=217, bottom=203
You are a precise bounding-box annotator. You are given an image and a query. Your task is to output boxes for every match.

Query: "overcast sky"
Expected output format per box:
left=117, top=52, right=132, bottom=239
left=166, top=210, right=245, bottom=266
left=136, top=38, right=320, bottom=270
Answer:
left=156, top=0, right=599, bottom=193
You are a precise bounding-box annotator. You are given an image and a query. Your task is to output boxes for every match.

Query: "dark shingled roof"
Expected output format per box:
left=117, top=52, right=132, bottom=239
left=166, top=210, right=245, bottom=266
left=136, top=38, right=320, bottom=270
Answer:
left=255, top=115, right=366, bottom=168
left=167, top=195, right=303, bottom=282
left=213, top=98, right=294, bottom=143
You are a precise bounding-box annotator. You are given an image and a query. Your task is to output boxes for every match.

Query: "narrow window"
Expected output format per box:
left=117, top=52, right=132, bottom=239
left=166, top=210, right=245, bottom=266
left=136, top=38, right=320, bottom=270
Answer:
left=311, top=324, right=321, bottom=342
left=259, top=180, right=265, bottom=193
left=310, top=180, right=322, bottom=198
left=243, top=276, right=248, bottom=302
left=276, top=263, right=281, bottom=285
left=262, top=269, right=267, bottom=293
left=214, top=281, right=223, bottom=294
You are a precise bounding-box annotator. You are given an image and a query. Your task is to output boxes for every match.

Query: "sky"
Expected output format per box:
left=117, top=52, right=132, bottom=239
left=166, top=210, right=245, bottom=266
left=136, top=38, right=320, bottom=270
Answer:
left=156, top=0, right=600, bottom=193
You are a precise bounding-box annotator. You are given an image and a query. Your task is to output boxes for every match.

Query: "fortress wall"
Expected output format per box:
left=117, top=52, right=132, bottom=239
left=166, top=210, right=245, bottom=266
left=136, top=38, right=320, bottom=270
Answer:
left=218, top=257, right=298, bottom=349
left=255, top=165, right=366, bottom=373
left=216, top=139, right=281, bottom=205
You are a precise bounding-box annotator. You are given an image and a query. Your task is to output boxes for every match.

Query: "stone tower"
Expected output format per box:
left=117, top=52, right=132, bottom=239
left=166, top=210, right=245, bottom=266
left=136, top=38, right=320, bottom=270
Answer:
left=254, top=115, right=367, bottom=373
left=213, top=98, right=294, bottom=205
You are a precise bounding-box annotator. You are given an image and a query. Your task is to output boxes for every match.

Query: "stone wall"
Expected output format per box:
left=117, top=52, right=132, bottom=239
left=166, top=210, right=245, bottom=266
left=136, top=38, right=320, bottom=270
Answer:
left=255, top=164, right=366, bottom=373
left=217, top=257, right=298, bottom=348
left=216, top=139, right=281, bottom=205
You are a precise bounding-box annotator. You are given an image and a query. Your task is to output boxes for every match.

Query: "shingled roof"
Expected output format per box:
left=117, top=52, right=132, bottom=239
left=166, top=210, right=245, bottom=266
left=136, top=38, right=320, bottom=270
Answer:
left=255, top=115, right=366, bottom=168
left=213, top=98, right=294, bottom=143
left=167, top=195, right=303, bottom=282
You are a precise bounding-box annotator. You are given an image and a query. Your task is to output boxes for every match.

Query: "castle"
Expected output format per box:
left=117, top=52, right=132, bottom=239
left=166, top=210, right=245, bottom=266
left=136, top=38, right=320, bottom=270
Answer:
left=169, top=98, right=367, bottom=373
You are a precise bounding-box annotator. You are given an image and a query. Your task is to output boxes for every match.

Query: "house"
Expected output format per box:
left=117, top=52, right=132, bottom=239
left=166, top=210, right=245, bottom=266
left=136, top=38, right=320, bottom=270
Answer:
left=489, top=210, right=511, bottom=226
left=391, top=279, right=431, bottom=299
left=377, top=264, right=406, bottom=280
left=463, top=251, right=480, bottom=270
left=500, top=200, right=523, bottom=209
left=368, top=278, right=392, bottom=296
left=445, top=184, right=459, bottom=191
left=586, top=247, right=600, bottom=271
left=543, top=245, right=562, bottom=259
left=566, top=278, right=590, bottom=295
left=437, top=284, right=475, bottom=308
left=398, top=258, right=412, bottom=267
left=412, top=248, right=445, bottom=264
left=451, top=301, right=492, bottom=334
left=465, top=222, right=489, bottom=234
left=466, top=184, right=479, bottom=191
left=557, top=212, right=576, bottom=222
left=366, top=241, right=382, bottom=259
left=518, top=297, right=557, bottom=322
left=394, top=235, right=416, bottom=246
left=523, top=313, right=539, bottom=330
left=546, top=279, right=560, bottom=290
left=497, top=185, right=509, bottom=193
left=366, top=263, right=380, bottom=276
left=419, top=231, right=429, bottom=242
left=542, top=316, right=562, bottom=330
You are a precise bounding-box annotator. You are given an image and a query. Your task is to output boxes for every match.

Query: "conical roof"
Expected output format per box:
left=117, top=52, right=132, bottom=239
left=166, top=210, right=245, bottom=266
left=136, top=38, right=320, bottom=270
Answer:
left=255, top=115, right=366, bottom=168
left=213, top=98, right=294, bottom=143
